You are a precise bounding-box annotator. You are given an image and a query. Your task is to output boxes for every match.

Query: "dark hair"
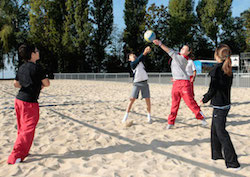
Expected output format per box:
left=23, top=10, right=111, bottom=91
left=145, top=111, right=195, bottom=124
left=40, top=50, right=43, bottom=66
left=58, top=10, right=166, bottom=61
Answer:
left=215, top=44, right=232, bottom=76
left=185, top=44, right=193, bottom=59
left=127, top=52, right=134, bottom=61
left=18, top=44, right=36, bottom=61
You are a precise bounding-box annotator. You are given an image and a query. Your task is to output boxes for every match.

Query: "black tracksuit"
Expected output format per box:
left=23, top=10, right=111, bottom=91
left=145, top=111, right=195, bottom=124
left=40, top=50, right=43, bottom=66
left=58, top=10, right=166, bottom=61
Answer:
left=203, top=62, right=240, bottom=168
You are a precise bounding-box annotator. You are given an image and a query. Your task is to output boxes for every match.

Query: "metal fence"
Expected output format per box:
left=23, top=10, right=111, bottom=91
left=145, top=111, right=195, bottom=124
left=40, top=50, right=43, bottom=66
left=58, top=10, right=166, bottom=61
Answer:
left=240, top=52, right=250, bottom=73
left=54, top=73, right=250, bottom=88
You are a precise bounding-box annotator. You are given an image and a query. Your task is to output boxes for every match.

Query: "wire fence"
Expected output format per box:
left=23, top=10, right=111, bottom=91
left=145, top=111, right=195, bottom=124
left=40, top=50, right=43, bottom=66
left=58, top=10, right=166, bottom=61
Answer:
left=54, top=73, right=250, bottom=88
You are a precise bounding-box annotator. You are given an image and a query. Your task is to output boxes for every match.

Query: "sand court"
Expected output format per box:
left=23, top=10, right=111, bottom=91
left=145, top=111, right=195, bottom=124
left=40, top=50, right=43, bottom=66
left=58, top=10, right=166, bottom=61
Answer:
left=0, top=80, right=249, bottom=177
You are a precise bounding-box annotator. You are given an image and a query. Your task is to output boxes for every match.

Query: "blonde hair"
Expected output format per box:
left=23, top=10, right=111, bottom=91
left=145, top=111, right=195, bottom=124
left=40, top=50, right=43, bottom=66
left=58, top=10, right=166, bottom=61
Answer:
left=214, top=44, right=232, bottom=76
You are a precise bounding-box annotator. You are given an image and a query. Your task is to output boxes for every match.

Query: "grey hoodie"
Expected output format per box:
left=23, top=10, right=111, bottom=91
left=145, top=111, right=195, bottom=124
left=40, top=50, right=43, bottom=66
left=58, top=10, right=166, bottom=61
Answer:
left=168, top=49, right=190, bottom=80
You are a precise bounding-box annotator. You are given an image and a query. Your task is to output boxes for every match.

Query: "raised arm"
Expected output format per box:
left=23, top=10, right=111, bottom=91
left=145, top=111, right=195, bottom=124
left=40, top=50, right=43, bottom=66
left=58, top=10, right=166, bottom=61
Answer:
left=130, top=46, right=151, bottom=69
left=153, top=39, right=171, bottom=53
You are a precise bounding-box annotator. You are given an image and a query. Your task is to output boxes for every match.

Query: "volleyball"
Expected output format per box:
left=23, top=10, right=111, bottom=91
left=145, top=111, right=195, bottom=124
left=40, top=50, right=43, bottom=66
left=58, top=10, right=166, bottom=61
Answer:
left=144, top=30, right=156, bottom=42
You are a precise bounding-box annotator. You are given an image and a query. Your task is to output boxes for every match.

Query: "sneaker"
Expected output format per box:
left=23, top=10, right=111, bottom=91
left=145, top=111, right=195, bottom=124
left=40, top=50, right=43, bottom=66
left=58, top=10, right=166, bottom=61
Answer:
left=227, top=167, right=241, bottom=171
left=148, top=119, right=153, bottom=124
left=212, top=157, right=224, bottom=160
left=122, top=113, right=129, bottom=123
left=166, top=124, right=174, bottom=129
left=201, top=119, right=208, bottom=127
left=15, top=158, right=21, bottom=164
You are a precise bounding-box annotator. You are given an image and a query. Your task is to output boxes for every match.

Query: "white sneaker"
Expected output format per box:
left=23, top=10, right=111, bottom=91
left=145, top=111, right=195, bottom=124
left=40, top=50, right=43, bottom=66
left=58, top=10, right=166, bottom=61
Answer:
left=201, top=119, right=208, bottom=127
left=166, top=124, right=174, bottom=129
left=122, top=119, right=126, bottom=124
left=122, top=113, right=128, bottom=123
left=15, top=158, right=21, bottom=164
left=227, top=167, right=241, bottom=171
left=148, top=119, right=153, bottom=124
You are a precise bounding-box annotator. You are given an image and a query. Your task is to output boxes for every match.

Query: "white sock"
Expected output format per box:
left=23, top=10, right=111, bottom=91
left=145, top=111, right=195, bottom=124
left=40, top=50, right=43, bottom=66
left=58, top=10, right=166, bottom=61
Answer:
left=15, top=158, right=21, bottom=164
left=199, top=111, right=206, bottom=119
left=122, top=112, right=129, bottom=123
left=147, top=113, right=151, bottom=121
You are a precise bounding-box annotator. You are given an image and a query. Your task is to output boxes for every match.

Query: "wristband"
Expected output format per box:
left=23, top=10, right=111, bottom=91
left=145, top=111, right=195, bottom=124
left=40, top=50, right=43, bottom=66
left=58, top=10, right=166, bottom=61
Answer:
left=159, top=41, right=162, bottom=47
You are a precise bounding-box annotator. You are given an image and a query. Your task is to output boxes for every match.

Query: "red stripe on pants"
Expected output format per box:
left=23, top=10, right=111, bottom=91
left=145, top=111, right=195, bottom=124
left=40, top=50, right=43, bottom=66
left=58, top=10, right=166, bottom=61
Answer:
left=7, top=99, right=39, bottom=164
left=189, top=76, right=194, bottom=97
left=168, top=80, right=204, bottom=125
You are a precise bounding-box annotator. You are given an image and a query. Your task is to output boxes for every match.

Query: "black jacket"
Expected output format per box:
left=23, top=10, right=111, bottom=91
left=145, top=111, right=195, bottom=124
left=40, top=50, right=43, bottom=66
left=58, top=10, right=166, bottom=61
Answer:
left=202, top=62, right=233, bottom=106
left=16, top=62, right=47, bottom=103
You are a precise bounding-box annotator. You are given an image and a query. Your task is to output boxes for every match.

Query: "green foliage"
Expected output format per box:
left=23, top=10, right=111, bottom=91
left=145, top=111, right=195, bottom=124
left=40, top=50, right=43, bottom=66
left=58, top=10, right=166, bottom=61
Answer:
left=123, top=0, right=148, bottom=55
left=29, top=0, right=92, bottom=73
left=241, top=9, right=250, bottom=51
left=0, top=0, right=29, bottom=70
left=104, top=25, right=125, bottom=72
left=196, top=0, right=233, bottom=46
left=29, top=0, right=65, bottom=73
left=90, top=0, right=113, bottom=72
left=0, top=0, right=248, bottom=74
left=145, top=4, right=171, bottom=72
left=61, top=0, right=92, bottom=72
left=220, top=16, right=247, bottom=53
left=168, top=0, right=195, bottom=48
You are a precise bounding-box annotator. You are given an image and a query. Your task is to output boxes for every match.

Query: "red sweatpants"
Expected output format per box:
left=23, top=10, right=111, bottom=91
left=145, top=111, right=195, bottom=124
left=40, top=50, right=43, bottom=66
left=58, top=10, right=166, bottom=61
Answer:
left=168, top=80, right=204, bottom=125
left=7, top=99, right=39, bottom=164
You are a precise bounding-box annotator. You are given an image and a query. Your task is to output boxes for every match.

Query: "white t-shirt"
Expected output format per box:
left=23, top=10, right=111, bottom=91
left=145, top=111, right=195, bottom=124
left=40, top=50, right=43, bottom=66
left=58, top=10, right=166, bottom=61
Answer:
left=133, top=62, right=148, bottom=83
left=186, top=59, right=196, bottom=76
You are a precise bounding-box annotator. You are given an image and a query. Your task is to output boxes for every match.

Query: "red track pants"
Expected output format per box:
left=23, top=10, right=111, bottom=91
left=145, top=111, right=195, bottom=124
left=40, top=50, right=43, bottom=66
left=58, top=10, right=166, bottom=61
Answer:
left=7, top=99, right=39, bottom=164
left=168, top=80, right=204, bottom=125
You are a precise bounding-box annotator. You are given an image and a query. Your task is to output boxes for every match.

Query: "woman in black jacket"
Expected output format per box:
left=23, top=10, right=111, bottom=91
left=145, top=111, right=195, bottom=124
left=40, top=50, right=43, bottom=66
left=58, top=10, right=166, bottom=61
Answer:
left=201, top=44, right=240, bottom=170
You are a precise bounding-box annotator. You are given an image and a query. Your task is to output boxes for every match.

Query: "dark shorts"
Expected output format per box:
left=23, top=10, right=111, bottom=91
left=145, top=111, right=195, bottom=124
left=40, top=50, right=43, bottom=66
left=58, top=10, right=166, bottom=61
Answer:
left=131, top=80, right=150, bottom=99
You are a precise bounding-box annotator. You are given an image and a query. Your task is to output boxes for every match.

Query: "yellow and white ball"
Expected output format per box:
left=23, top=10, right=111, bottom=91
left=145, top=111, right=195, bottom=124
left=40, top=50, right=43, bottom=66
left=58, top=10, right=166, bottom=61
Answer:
left=144, top=30, right=156, bottom=42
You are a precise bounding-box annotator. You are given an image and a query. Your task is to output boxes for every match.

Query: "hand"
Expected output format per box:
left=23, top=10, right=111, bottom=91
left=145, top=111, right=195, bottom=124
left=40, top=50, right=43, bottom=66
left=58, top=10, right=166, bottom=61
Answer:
left=153, top=39, right=162, bottom=46
left=190, top=77, right=194, bottom=83
left=143, top=46, right=151, bottom=55
left=171, top=78, right=176, bottom=82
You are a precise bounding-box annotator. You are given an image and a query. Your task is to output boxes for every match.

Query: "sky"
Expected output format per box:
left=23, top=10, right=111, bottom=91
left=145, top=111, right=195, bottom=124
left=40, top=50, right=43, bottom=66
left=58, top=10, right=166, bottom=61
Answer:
left=1, top=0, right=250, bottom=78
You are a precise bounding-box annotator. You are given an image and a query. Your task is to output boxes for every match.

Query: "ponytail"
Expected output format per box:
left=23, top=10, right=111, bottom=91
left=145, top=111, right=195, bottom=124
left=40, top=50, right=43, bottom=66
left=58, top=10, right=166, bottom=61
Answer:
left=215, top=44, right=232, bottom=76
left=222, top=56, right=232, bottom=76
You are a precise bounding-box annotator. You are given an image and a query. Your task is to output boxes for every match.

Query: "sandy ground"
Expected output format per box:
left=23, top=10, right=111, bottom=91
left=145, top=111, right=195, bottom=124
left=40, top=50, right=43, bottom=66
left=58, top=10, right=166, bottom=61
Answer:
left=0, top=80, right=249, bottom=177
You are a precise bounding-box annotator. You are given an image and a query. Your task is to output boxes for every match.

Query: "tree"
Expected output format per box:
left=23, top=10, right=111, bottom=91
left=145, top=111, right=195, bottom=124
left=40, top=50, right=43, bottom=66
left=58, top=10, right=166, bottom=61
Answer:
left=145, top=4, right=171, bottom=72
left=104, top=25, right=126, bottom=72
left=168, top=0, right=195, bottom=48
left=191, top=15, right=214, bottom=60
left=123, top=0, right=148, bottom=56
left=74, top=0, right=92, bottom=72
left=196, top=0, right=233, bottom=46
left=0, top=0, right=29, bottom=70
left=29, top=0, right=67, bottom=74
left=62, top=0, right=76, bottom=71
left=220, top=16, right=247, bottom=54
left=241, top=9, right=250, bottom=52
left=62, top=0, right=92, bottom=72
left=90, top=0, right=113, bottom=72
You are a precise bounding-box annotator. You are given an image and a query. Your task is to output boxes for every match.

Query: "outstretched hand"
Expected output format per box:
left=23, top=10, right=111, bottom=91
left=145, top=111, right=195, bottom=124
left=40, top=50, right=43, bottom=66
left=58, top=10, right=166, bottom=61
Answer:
left=143, top=46, right=151, bottom=55
left=200, top=99, right=204, bottom=106
left=153, top=39, right=161, bottom=46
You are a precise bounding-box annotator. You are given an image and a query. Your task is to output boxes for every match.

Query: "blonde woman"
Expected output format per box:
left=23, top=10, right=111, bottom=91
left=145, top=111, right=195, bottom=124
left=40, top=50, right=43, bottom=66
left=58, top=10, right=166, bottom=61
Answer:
left=201, top=44, right=241, bottom=170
